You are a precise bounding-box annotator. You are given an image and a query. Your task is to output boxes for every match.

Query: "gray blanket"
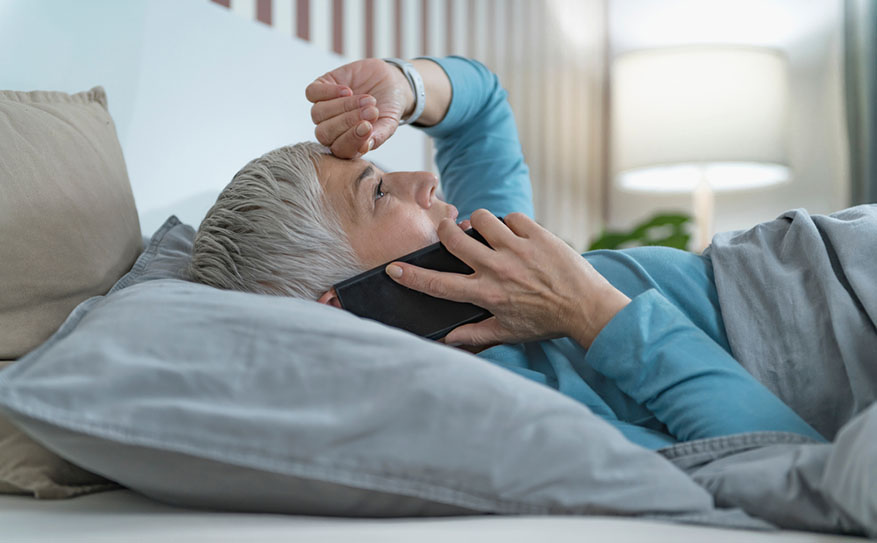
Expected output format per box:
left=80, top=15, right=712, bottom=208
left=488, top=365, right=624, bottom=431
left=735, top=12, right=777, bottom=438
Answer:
left=679, top=205, right=877, bottom=536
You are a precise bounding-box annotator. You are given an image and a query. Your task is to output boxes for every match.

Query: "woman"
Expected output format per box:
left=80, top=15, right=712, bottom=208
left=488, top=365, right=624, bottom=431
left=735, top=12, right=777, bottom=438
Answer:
left=189, top=56, right=833, bottom=449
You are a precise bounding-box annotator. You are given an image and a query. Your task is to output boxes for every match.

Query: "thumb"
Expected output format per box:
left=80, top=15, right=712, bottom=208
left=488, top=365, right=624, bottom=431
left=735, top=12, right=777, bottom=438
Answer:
left=444, top=318, right=509, bottom=347
left=369, top=117, right=398, bottom=151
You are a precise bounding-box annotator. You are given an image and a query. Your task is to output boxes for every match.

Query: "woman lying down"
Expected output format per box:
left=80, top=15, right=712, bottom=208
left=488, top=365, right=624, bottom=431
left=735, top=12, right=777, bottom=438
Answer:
left=187, top=55, right=875, bottom=450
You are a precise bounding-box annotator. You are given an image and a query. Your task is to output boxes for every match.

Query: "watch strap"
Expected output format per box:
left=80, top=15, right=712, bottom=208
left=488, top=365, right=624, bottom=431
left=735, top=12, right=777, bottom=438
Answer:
left=383, top=58, right=426, bottom=125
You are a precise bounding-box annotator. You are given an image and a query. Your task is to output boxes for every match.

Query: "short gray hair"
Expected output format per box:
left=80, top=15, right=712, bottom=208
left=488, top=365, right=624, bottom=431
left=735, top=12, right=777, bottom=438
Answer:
left=188, top=142, right=364, bottom=300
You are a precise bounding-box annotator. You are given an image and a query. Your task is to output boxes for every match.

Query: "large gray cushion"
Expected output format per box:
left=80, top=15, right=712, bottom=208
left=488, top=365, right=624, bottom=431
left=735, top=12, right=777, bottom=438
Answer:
left=0, top=217, right=718, bottom=517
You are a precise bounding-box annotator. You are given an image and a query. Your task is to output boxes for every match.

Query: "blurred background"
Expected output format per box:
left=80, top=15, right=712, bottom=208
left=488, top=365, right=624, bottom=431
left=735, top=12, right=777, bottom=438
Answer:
left=213, top=0, right=875, bottom=251
left=2, top=0, right=872, bottom=251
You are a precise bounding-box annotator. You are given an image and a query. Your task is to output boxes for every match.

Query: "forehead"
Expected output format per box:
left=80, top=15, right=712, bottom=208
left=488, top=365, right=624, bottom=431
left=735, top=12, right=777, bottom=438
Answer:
left=318, top=155, right=373, bottom=222
left=318, top=154, right=368, bottom=188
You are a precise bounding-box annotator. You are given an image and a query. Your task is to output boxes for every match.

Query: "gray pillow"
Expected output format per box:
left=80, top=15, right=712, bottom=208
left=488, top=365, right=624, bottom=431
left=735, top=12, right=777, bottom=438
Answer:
left=0, top=217, right=717, bottom=517
left=110, top=215, right=194, bottom=290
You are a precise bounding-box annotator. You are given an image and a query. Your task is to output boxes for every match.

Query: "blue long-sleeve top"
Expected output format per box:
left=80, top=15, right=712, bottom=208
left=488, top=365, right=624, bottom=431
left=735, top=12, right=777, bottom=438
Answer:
left=418, top=56, right=825, bottom=449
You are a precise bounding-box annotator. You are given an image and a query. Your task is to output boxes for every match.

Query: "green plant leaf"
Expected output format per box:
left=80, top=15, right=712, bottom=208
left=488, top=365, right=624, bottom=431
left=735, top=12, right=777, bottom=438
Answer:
left=587, top=212, right=693, bottom=252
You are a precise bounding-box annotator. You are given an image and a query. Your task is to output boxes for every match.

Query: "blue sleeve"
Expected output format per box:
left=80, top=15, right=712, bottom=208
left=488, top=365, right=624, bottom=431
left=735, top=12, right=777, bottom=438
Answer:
left=417, top=56, right=534, bottom=220
left=585, top=289, right=827, bottom=443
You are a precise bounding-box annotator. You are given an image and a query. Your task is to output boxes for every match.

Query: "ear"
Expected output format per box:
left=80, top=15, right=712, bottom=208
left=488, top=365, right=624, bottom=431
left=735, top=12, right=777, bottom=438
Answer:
left=316, top=287, right=343, bottom=308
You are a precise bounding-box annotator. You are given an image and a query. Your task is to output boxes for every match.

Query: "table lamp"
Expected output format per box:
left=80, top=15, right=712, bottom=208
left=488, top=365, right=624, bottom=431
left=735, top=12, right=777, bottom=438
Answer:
left=611, top=46, right=791, bottom=250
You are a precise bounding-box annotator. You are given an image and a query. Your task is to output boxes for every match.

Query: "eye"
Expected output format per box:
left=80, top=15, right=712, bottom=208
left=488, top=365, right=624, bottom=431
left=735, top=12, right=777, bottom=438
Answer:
left=373, top=178, right=386, bottom=201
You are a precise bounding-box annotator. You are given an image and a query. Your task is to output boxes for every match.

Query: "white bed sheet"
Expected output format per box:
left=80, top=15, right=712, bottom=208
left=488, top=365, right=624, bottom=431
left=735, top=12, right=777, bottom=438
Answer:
left=0, top=489, right=865, bottom=543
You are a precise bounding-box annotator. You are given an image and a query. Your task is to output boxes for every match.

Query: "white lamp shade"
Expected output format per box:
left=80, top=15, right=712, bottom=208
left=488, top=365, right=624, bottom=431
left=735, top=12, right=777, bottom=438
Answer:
left=612, top=46, right=790, bottom=192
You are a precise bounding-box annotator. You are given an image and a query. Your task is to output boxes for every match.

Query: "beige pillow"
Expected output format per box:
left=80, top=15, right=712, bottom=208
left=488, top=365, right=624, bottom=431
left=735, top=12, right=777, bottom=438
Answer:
left=0, top=86, right=140, bottom=498
left=0, top=86, right=142, bottom=359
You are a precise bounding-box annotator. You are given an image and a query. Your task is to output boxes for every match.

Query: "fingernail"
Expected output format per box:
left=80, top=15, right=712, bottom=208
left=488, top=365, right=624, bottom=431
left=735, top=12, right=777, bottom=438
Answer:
left=368, top=138, right=374, bottom=151
left=386, top=264, right=402, bottom=278
left=355, top=121, right=371, bottom=137
left=359, top=96, right=376, bottom=107
left=339, top=87, right=352, bottom=97
left=361, top=106, right=378, bottom=120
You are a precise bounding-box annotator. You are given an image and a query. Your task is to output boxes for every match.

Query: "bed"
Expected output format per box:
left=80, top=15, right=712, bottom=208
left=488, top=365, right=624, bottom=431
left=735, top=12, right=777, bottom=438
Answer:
left=0, top=489, right=866, bottom=543
left=0, top=0, right=874, bottom=540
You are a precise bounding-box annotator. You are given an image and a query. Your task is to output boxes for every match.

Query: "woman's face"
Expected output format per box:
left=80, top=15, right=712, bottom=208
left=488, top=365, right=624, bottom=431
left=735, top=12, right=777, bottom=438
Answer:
left=318, top=155, right=465, bottom=269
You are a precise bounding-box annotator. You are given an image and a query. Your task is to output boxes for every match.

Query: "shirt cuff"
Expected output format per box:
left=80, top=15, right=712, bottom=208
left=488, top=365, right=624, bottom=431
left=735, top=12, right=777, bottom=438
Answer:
left=584, top=289, right=677, bottom=387
left=416, top=56, right=488, bottom=139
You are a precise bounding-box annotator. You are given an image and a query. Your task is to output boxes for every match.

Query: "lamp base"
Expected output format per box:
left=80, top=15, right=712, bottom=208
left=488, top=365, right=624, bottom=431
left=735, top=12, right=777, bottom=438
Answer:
left=692, top=173, right=714, bottom=252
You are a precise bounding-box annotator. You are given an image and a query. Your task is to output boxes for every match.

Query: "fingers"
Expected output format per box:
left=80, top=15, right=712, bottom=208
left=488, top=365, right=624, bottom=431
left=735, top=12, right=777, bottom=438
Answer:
left=328, top=126, right=374, bottom=159
left=314, top=108, right=379, bottom=158
left=367, top=117, right=399, bottom=153
left=469, top=209, right=520, bottom=249
left=444, top=318, right=510, bottom=347
left=305, top=80, right=351, bottom=103
left=502, top=212, right=542, bottom=239
left=310, top=95, right=376, bottom=124
left=385, top=261, right=477, bottom=304
left=436, top=218, right=496, bottom=268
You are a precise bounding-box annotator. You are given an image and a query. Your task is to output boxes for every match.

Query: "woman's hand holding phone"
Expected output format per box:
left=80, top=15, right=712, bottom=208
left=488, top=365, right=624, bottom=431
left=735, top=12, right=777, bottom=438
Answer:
left=384, top=210, right=631, bottom=350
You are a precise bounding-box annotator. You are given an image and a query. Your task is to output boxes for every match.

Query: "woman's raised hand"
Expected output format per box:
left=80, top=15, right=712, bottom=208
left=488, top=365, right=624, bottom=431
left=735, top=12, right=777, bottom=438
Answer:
left=384, top=210, right=632, bottom=349
left=305, top=59, right=413, bottom=159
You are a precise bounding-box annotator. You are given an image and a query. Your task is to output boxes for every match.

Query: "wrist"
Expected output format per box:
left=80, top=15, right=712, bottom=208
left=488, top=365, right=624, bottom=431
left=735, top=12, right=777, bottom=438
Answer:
left=570, top=288, right=631, bottom=349
left=411, top=58, right=451, bottom=127
left=383, top=58, right=424, bottom=125
left=386, top=61, right=416, bottom=119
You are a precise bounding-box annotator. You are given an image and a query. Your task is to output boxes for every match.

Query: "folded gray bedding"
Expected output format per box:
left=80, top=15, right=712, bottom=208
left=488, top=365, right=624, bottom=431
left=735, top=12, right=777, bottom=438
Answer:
left=693, top=204, right=877, bottom=536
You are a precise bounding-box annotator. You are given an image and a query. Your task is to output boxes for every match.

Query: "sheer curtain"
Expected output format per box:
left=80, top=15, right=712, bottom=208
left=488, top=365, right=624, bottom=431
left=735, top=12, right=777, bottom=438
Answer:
left=429, top=0, right=609, bottom=251
left=844, top=0, right=876, bottom=204
left=427, top=0, right=608, bottom=251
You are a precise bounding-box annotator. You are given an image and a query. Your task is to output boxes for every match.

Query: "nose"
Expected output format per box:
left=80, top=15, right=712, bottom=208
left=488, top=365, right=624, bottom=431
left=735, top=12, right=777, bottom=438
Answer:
left=389, top=171, right=438, bottom=209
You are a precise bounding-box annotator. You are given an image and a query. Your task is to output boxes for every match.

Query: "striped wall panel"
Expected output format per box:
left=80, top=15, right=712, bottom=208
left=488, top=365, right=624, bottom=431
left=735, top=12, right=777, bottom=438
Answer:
left=210, top=0, right=606, bottom=250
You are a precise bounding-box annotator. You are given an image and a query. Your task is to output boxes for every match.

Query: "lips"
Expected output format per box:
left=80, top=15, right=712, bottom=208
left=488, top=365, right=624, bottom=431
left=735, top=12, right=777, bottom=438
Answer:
left=442, top=204, right=469, bottom=230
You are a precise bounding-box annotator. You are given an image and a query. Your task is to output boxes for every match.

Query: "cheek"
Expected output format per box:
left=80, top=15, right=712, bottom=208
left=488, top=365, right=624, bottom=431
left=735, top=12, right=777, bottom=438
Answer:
left=364, top=210, right=439, bottom=265
left=386, top=217, right=438, bottom=254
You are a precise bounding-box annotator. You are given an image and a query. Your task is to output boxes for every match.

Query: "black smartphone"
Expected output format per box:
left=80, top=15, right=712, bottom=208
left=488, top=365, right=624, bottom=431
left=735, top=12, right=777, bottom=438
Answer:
left=333, top=226, right=494, bottom=340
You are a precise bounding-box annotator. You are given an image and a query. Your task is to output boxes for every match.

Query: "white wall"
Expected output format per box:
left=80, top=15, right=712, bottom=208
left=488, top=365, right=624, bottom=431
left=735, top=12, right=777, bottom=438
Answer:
left=0, top=0, right=427, bottom=235
left=607, top=0, right=849, bottom=236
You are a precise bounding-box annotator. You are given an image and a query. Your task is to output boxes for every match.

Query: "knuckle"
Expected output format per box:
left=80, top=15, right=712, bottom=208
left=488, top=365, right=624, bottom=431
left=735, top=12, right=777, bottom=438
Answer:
left=445, top=234, right=463, bottom=254
left=345, top=96, right=360, bottom=112
left=495, top=265, right=515, bottom=281
left=519, top=245, right=537, bottom=262
left=425, top=276, right=446, bottom=297
left=483, top=289, right=505, bottom=307
left=346, top=110, right=362, bottom=129
left=330, top=139, right=351, bottom=157
left=314, top=125, right=330, bottom=145
left=506, top=212, right=527, bottom=224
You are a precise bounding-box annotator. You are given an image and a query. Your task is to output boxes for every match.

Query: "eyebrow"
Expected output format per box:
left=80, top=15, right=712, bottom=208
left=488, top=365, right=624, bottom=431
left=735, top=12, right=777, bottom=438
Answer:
left=348, top=164, right=374, bottom=218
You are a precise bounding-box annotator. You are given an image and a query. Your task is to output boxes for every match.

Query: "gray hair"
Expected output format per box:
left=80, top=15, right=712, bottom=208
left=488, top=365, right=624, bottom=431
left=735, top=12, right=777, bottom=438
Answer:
left=188, top=142, right=364, bottom=300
